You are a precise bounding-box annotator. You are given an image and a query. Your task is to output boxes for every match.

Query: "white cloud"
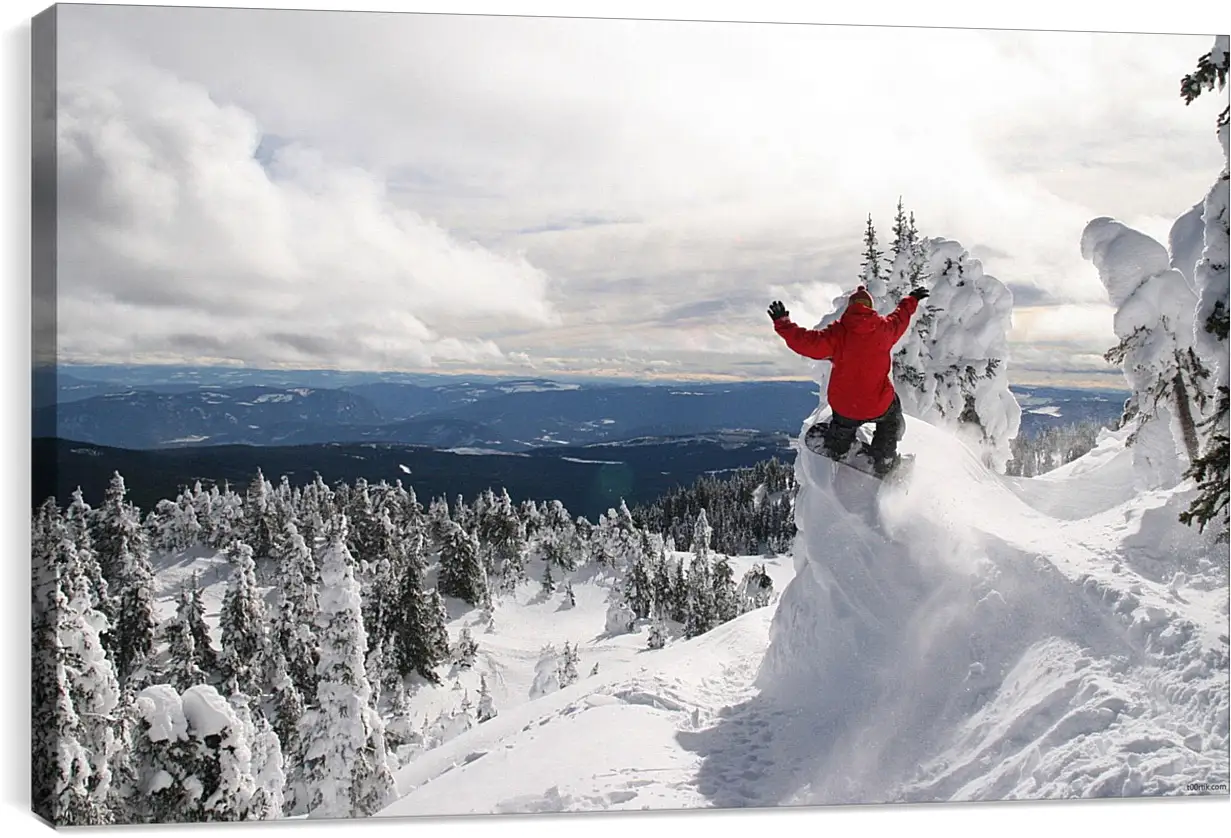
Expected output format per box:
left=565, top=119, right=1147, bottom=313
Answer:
left=54, top=42, right=558, bottom=370
left=50, top=6, right=1228, bottom=384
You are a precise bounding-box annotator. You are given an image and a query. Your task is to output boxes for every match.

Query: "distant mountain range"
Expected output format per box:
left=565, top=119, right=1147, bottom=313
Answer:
left=33, top=432, right=793, bottom=522
left=31, top=365, right=1130, bottom=518
left=34, top=365, right=1127, bottom=451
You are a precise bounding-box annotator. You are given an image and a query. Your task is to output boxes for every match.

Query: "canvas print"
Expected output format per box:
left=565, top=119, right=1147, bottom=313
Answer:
left=30, top=2, right=1230, bottom=827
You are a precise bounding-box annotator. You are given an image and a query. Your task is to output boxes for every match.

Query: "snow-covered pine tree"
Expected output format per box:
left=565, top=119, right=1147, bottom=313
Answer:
left=453, top=493, right=474, bottom=532
left=128, top=685, right=205, bottom=822
left=218, top=541, right=271, bottom=697
left=477, top=674, right=497, bottom=722
left=519, top=498, right=543, bottom=540
left=299, top=517, right=398, bottom=819
left=476, top=487, right=528, bottom=589
left=383, top=678, right=418, bottom=762
left=452, top=627, right=479, bottom=670
left=390, top=531, right=447, bottom=684
left=30, top=561, right=60, bottom=822
left=537, top=499, right=581, bottom=571
left=890, top=239, right=1022, bottom=471
left=270, top=658, right=307, bottom=816
left=34, top=564, right=111, bottom=826
left=540, top=559, right=557, bottom=595
left=669, top=557, right=689, bottom=624
left=1082, top=217, right=1212, bottom=489
left=111, top=534, right=158, bottom=686
left=65, top=489, right=110, bottom=626
left=270, top=522, right=320, bottom=697
left=1179, top=35, right=1230, bottom=540
left=437, top=519, right=490, bottom=607
left=163, top=585, right=208, bottom=692
left=175, top=491, right=203, bottom=550
left=859, top=214, right=887, bottom=293
left=884, top=199, right=928, bottom=305
left=594, top=500, right=646, bottom=571
left=604, top=595, right=637, bottom=635
left=621, top=550, right=655, bottom=619
left=737, top=563, right=775, bottom=610
left=90, top=472, right=140, bottom=588
left=528, top=644, right=562, bottom=698
left=557, top=641, right=580, bottom=688
left=230, top=694, right=283, bottom=820
left=647, top=610, right=668, bottom=650
left=184, top=572, right=220, bottom=678
left=241, top=469, right=278, bottom=562
left=90, top=473, right=158, bottom=681
left=690, top=508, right=713, bottom=559
left=49, top=630, right=100, bottom=826
left=345, top=478, right=382, bottom=567
left=425, top=495, right=453, bottom=555
left=685, top=551, right=716, bottom=638
left=711, top=557, right=741, bottom=624
left=248, top=714, right=285, bottom=819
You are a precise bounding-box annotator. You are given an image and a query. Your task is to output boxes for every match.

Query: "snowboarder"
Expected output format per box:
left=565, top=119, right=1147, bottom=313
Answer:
left=768, top=286, right=928, bottom=475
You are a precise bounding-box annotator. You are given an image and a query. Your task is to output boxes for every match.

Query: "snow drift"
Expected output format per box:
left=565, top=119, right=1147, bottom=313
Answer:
left=755, top=414, right=1228, bottom=801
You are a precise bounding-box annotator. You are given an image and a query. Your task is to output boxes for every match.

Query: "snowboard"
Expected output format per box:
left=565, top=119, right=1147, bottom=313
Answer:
left=803, top=421, right=915, bottom=483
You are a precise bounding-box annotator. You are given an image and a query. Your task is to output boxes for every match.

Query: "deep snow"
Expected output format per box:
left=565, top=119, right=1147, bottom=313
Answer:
left=367, top=416, right=1230, bottom=814
left=148, top=411, right=1228, bottom=816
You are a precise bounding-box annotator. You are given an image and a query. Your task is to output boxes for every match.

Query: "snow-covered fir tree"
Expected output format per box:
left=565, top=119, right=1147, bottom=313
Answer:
left=859, top=214, right=887, bottom=291
left=529, top=644, right=564, bottom=699
left=477, top=487, right=529, bottom=592
left=390, top=531, right=448, bottom=684
left=269, top=521, right=321, bottom=696
left=736, top=563, right=775, bottom=611
left=885, top=199, right=928, bottom=304
left=685, top=550, right=716, bottom=638
left=128, top=683, right=263, bottom=823
left=163, top=584, right=208, bottom=692
left=889, top=238, right=1022, bottom=471
left=647, top=611, right=668, bottom=650
left=1082, top=217, right=1212, bottom=489
left=712, top=556, right=741, bottom=624
left=270, top=658, right=307, bottom=815
left=65, top=488, right=111, bottom=626
left=1179, top=35, right=1230, bottom=540
left=477, top=674, right=497, bottom=723
left=35, top=565, right=112, bottom=826
left=241, top=469, right=278, bottom=562
left=218, top=541, right=271, bottom=697
left=557, top=641, right=580, bottom=687
left=604, top=595, right=637, bottom=635
left=91, top=473, right=159, bottom=683
left=299, top=517, right=398, bottom=819
left=452, top=626, right=479, bottom=670
left=234, top=696, right=284, bottom=820
left=437, top=519, right=490, bottom=608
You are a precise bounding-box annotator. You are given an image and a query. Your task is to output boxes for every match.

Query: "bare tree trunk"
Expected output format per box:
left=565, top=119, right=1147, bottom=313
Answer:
left=1172, top=371, right=1201, bottom=464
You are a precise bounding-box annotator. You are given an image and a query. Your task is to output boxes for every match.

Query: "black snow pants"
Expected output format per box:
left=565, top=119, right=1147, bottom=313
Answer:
left=823, top=393, right=905, bottom=469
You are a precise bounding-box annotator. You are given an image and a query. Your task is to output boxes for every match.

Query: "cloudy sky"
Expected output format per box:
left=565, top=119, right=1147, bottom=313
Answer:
left=50, top=3, right=1227, bottom=387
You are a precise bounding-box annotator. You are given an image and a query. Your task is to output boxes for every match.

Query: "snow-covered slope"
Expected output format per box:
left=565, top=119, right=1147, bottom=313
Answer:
left=760, top=416, right=1227, bottom=802
left=368, top=415, right=1227, bottom=815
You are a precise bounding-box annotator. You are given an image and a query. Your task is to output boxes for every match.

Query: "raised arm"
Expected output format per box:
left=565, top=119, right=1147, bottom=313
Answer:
left=772, top=314, right=841, bottom=360
left=882, top=292, right=922, bottom=343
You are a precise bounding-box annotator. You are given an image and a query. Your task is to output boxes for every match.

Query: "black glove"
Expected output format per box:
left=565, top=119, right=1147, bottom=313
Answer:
left=908, top=287, right=929, bottom=301
left=768, top=300, right=788, bottom=321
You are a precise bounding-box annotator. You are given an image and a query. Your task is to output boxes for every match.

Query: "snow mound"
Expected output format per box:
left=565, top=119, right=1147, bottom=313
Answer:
left=755, top=415, right=1228, bottom=802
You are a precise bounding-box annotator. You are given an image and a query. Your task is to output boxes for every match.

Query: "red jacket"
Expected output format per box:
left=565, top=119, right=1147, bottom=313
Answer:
left=774, top=296, right=919, bottom=421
